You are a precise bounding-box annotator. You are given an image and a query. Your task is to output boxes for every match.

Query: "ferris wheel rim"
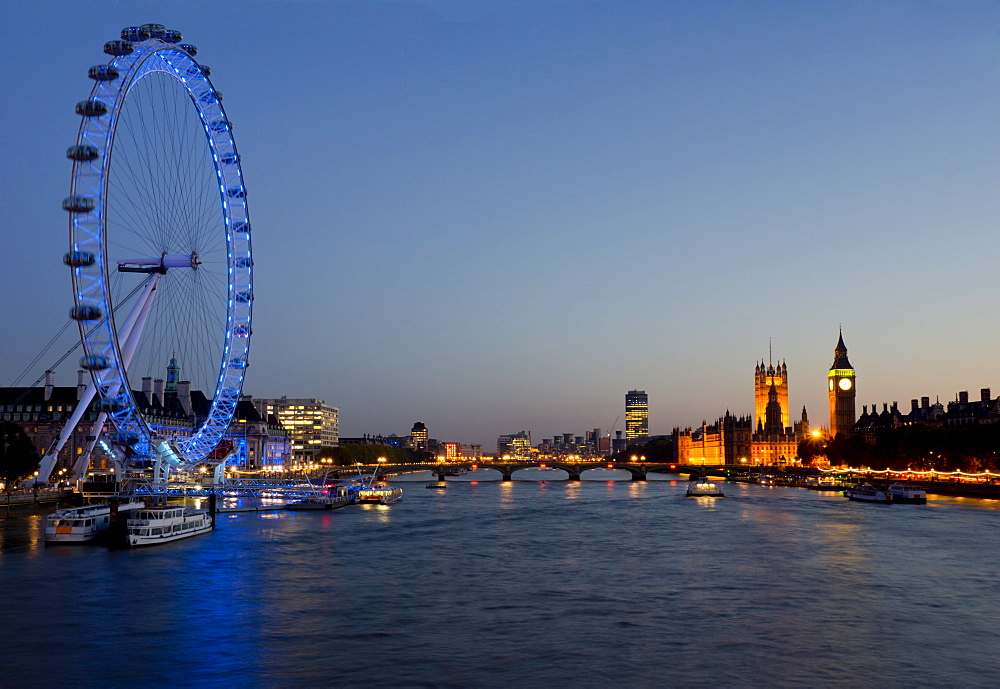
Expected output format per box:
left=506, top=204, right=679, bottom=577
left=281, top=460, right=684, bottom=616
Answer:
left=65, top=25, right=253, bottom=465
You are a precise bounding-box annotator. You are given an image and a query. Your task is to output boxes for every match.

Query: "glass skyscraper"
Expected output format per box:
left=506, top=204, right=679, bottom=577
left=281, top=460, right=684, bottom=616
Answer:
left=625, top=390, right=649, bottom=441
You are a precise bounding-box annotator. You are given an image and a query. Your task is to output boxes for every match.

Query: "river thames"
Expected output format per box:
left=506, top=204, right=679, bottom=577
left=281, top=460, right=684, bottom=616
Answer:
left=2, top=473, right=999, bottom=687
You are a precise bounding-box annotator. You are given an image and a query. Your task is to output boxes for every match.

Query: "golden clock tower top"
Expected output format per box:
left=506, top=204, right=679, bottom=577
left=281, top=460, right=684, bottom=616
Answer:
left=828, top=330, right=856, bottom=437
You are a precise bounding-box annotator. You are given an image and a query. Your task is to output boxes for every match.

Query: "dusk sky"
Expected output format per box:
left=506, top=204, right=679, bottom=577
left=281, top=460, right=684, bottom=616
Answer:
left=2, top=0, right=999, bottom=448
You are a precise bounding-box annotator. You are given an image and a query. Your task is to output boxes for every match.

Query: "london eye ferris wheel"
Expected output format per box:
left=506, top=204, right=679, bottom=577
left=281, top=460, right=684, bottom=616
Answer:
left=62, top=23, right=253, bottom=474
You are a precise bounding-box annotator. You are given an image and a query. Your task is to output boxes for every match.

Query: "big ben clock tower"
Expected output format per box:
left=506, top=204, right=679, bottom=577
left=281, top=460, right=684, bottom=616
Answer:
left=828, top=331, right=856, bottom=437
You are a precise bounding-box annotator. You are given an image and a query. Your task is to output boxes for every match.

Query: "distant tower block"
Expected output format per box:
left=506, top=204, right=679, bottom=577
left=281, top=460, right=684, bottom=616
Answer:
left=755, top=359, right=789, bottom=429
left=625, top=390, right=649, bottom=441
left=828, top=331, right=857, bottom=437
left=410, top=422, right=428, bottom=450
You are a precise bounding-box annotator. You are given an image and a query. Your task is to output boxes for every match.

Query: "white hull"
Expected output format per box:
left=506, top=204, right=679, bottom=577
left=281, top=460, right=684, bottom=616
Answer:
left=686, top=479, right=725, bottom=497
left=286, top=497, right=351, bottom=511
left=45, top=501, right=144, bottom=544
left=844, top=486, right=892, bottom=503
left=126, top=506, right=213, bottom=547
left=356, top=487, right=403, bottom=504
left=889, top=484, right=927, bottom=504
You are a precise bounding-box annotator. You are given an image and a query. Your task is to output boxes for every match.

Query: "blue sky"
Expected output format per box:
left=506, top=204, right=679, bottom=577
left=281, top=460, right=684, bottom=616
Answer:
left=2, top=0, right=999, bottom=448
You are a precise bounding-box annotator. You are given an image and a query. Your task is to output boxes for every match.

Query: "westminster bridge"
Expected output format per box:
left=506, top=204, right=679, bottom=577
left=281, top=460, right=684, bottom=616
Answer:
left=332, top=461, right=738, bottom=482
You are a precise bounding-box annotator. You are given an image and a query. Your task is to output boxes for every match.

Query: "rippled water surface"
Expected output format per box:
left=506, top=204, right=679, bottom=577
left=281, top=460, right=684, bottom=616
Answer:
left=2, top=479, right=1000, bottom=687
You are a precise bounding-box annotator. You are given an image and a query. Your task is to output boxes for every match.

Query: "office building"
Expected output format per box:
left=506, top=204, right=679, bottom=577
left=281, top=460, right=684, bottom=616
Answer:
left=253, top=397, right=339, bottom=465
left=410, top=422, right=429, bottom=450
left=625, top=390, right=649, bottom=441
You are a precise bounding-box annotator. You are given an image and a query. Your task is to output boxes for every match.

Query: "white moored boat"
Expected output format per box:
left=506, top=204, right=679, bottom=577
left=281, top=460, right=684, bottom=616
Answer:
left=844, top=485, right=893, bottom=504
left=349, top=463, right=403, bottom=505
left=45, top=501, right=145, bottom=544
left=889, top=483, right=927, bottom=504
left=285, top=489, right=352, bottom=511
left=355, top=485, right=403, bottom=505
left=126, top=506, right=213, bottom=547
left=686, top=477, right=725, bottom=497
left=805, top=476, right=841, bottom=491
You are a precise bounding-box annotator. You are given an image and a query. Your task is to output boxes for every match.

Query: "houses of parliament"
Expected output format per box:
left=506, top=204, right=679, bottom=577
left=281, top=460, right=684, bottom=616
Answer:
left=675, top=334, right=856, bottom=465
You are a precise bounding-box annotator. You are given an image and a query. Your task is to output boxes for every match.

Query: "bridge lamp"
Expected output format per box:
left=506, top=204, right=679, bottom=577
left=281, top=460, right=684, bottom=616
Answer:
left=631, top=455, right=637, bottom=462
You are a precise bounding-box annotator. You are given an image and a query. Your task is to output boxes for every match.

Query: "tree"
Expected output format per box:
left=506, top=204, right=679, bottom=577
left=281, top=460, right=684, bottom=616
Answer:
left=0, top=421, right=42, bottom=516
left=796, top=436, right=826, bottom=465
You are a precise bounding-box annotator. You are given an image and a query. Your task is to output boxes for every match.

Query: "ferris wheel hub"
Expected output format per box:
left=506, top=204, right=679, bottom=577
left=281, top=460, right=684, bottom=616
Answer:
left=117, top=253, right=201, bottom=273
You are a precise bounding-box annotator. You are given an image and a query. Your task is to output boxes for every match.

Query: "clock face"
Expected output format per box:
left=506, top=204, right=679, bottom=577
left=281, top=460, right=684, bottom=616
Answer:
left=839, top=378, right=853, bottom=391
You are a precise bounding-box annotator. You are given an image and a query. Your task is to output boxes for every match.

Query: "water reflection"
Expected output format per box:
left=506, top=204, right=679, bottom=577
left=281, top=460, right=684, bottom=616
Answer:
left=2, top=482, right=1000, bottom=687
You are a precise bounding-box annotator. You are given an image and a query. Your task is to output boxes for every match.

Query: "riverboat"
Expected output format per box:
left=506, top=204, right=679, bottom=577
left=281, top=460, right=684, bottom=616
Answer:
left=889, top=483, right=927, bottom=504
left=757, top=475, right=776, bottom=487
left=844, top=485, right=893, bottom=504
left=805, top=476, right=841, bottom=491
left=44, top=500, right=145, bottom=543
left=125, top=506, right=213, bottom=547
left=285, top=490, right=352, bottom=511
left=686, top=477, right=725, bottom=497
left=355, top=485, right=404, bottom=504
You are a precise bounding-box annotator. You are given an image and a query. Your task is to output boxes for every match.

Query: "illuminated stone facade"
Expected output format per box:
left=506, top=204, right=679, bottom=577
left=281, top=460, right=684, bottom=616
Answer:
left=828, top=332, right=856, bottom=437
left=755, top=361, right=789, bottom=429
left=675, top=413, right=752, bottom=465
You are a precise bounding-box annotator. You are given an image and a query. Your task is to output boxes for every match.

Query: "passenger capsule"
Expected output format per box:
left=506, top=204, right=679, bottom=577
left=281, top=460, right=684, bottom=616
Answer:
left=232, top=221, right=250, bottom=233
left=70, top=305, right=103, bottom=321
left=178, top=43, right=198, bottom=56
left=162, top=29, right=183, bottom=43
left=200, top=65, right=211, bottom=76
left=63, top=196, right=96, bottom=212
left=76, top=100, right=108, bottom=117
left=226, top=187, right=246, bottom=199
left=121, top=26, right=151, bottom=42
left=103, top=40, right=134, bottom=56
left=64, top=251, right=96, bottom=267
left=234, top=257, right=252, bottom=268
left=208, top=119, right=230, bottom=133
left=88, top=65, right=119, bottom=81
left=95, top=395, right=128, bottom=413
left=80, top=355, right=111, bottom=370
left=66, top=144, right=100, bottom=161
left=235, top=291, right=252, bottom=303
left=140, top=23, right=166, bottom=39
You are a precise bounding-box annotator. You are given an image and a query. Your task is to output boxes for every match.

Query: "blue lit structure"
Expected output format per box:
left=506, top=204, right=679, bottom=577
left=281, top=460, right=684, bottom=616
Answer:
left=64, top=24, right=253, bottom=471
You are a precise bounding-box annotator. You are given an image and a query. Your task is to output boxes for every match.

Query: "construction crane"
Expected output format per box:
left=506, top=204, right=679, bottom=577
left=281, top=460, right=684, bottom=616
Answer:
left=607, top=416, right=620, bottom=441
